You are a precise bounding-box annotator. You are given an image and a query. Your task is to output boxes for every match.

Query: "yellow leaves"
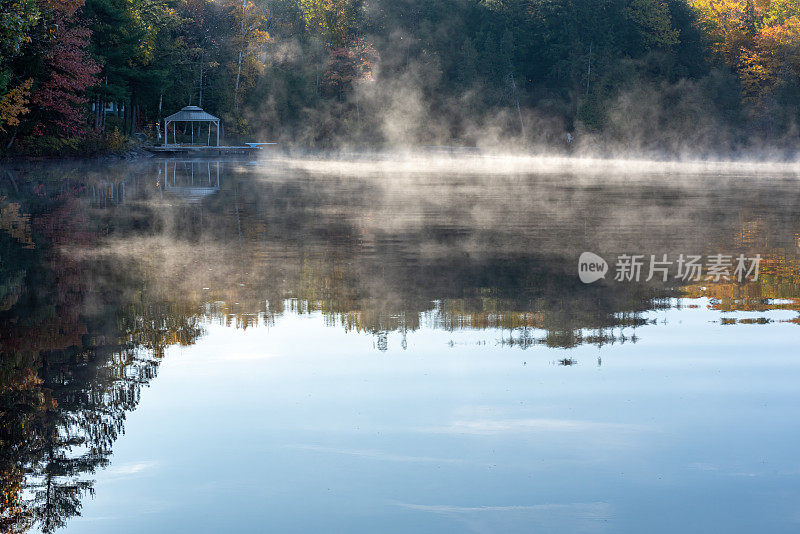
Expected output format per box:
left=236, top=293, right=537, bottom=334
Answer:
left=625, top=0, right=680, bottom=49
left=760, top=14, right=800, bottom=48
left=0, top=196, right=34, bottom=249
left=229, top=0, right=274, bottom=43
left=251, top=28, right=271, bottom=46
left=739, top=15, right=800, bottom=99
left=691, top=0, right=755, bottom=62
left=130, top=1, right=177, bottom=65
left=299, top=0, right=359, bottom=48
left=763, top=0, right=800, bottom=25
left=739, top=48, right=773, bottom=99
left=224, top=0, right=273, bottom=78
left=691, top=0, right=800, bottom=105
left=0, top=78, right=33, bottom=133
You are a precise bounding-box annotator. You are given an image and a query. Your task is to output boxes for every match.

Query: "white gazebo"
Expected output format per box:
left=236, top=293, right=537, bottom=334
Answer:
left=163, top=106, right=220, bottom=146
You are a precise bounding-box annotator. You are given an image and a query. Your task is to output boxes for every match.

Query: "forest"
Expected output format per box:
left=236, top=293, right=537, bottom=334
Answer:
left=0, top=0, right=799, bottom=156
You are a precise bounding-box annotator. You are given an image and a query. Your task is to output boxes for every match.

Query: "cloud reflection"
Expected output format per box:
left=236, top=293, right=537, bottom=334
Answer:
left=393, top=500, right=613, bottom=533
left=289, top=444, right=461, bottom=464
left=427, top=418, right=649, bottom=435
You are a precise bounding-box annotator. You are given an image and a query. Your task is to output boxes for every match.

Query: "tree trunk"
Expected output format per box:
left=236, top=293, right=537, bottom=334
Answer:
left=508, top=73, right=524, bottom=135
left=234, top=0, right=245, bottom=111
left=199, top=58, right=204, bottom=107
left=235, top=51, right=242, bottom=111
left=4, top=170, right=19, bottom=192
left=6, top=126, right=19, bottom=150
left=586, top=41, right=593, bottom=95
left=355, top=83, right=360, bottom=128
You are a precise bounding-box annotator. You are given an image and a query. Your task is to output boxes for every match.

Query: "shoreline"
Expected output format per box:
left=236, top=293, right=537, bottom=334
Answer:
left=2, top=144, right=799, bottom=170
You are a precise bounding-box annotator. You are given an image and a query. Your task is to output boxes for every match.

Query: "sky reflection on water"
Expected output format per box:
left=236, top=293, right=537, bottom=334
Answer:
left=0, top=156, right=798, bottom=533
left=73, top=304, right=800, bottom=534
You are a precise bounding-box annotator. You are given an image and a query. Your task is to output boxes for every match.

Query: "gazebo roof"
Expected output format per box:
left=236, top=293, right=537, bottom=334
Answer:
left=165, top=106, right=219, bottom=122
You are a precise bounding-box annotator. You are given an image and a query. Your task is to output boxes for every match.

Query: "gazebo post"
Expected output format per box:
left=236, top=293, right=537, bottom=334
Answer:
left=216, top=120, right=220, bottom=147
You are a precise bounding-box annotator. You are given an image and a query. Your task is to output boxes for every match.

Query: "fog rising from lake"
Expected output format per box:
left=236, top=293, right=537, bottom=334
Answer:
left=0, top=155, right=798, bottom=533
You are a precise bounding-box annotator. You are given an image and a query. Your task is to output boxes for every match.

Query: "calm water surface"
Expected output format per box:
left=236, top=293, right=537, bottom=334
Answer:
left=1, top=156, right=799, bottom=533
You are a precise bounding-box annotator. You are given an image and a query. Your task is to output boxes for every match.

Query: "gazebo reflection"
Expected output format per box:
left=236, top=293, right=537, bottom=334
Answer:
left=158, top=159, right=221, bottom=203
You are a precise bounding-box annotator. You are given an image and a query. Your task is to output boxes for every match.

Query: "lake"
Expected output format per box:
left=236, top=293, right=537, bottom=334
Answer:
left=1, top=155, right=799, bottom=533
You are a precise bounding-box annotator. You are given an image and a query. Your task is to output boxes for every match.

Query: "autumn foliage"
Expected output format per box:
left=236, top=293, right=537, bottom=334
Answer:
left=692, top=0, right=800, bottom=105
left=324, top=37, right=378, bottom=94
left=0, top=78, right=33, bottom=132
left=31, top=12, right=99, bottom=135
left=0, top=0, right=98, bottom=148
left=0, top=0, right=799, bottom=153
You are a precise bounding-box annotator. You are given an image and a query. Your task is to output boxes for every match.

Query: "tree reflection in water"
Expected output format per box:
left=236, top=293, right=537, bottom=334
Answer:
left=0, top=157, right=798, bottom=530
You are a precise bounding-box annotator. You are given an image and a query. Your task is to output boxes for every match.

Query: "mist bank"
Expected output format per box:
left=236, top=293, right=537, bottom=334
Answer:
left=246, top=0, right=800, bottom=158
left=4, top=157, right=800, bottom=349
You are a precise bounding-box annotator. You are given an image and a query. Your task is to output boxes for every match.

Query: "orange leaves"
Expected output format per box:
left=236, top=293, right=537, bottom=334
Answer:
left=739, top=15, right=800, bottom=100
left=0, top=78, right=33, bottom=133
left=691, top=0, right=800, bottom=105
left=323, top=36, right=377, bottom=91
left=0, top=196, right=34, bottom=249
left=691, top=0, right=755, bottom=63
left=759, top=15, right=800, bottom=53
left=739, top=48, right=774, bottom=98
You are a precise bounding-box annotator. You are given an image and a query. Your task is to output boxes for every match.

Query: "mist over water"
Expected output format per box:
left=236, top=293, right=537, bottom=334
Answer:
left=266, top=151, right=800, bottom=175
left=1, top=155, right=799, bottom=533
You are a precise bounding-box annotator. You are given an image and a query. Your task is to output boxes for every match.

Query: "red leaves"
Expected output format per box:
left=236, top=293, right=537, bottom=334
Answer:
left=29, top=4, right=100, bottom=136
left=323, top=36, right=378, bottom=92
left=39, top=0, right=86, bottom=18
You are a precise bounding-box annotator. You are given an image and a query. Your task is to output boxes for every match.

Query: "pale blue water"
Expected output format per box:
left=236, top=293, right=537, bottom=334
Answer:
left=66, top=304, right=800, bottom=533
left=2, top=157, right=799, bottom=533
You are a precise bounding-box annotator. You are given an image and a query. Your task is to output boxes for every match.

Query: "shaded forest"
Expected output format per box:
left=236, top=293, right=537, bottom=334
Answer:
left=1, top=0, right=800, bottom=154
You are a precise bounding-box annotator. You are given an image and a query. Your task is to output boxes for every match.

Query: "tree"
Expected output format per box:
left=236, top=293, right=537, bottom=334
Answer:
left=299, top=0, right=362, bottom=48
left=231, top=0, right=275, bottom=110
left=691, top=0, right=800, bottom=123
left=0, top=78, right=33, bottom=135
left=31, top=21, right=100, bottom=135
left=0, top=0, right=40, bottom=94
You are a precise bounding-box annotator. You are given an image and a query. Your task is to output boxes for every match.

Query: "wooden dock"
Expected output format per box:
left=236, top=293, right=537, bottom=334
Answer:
left=145, top=144, right=275, bottom=156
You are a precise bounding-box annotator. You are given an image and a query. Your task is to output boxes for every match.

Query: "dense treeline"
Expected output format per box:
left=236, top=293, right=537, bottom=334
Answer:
left=0, top=0, right=798, bottom=155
